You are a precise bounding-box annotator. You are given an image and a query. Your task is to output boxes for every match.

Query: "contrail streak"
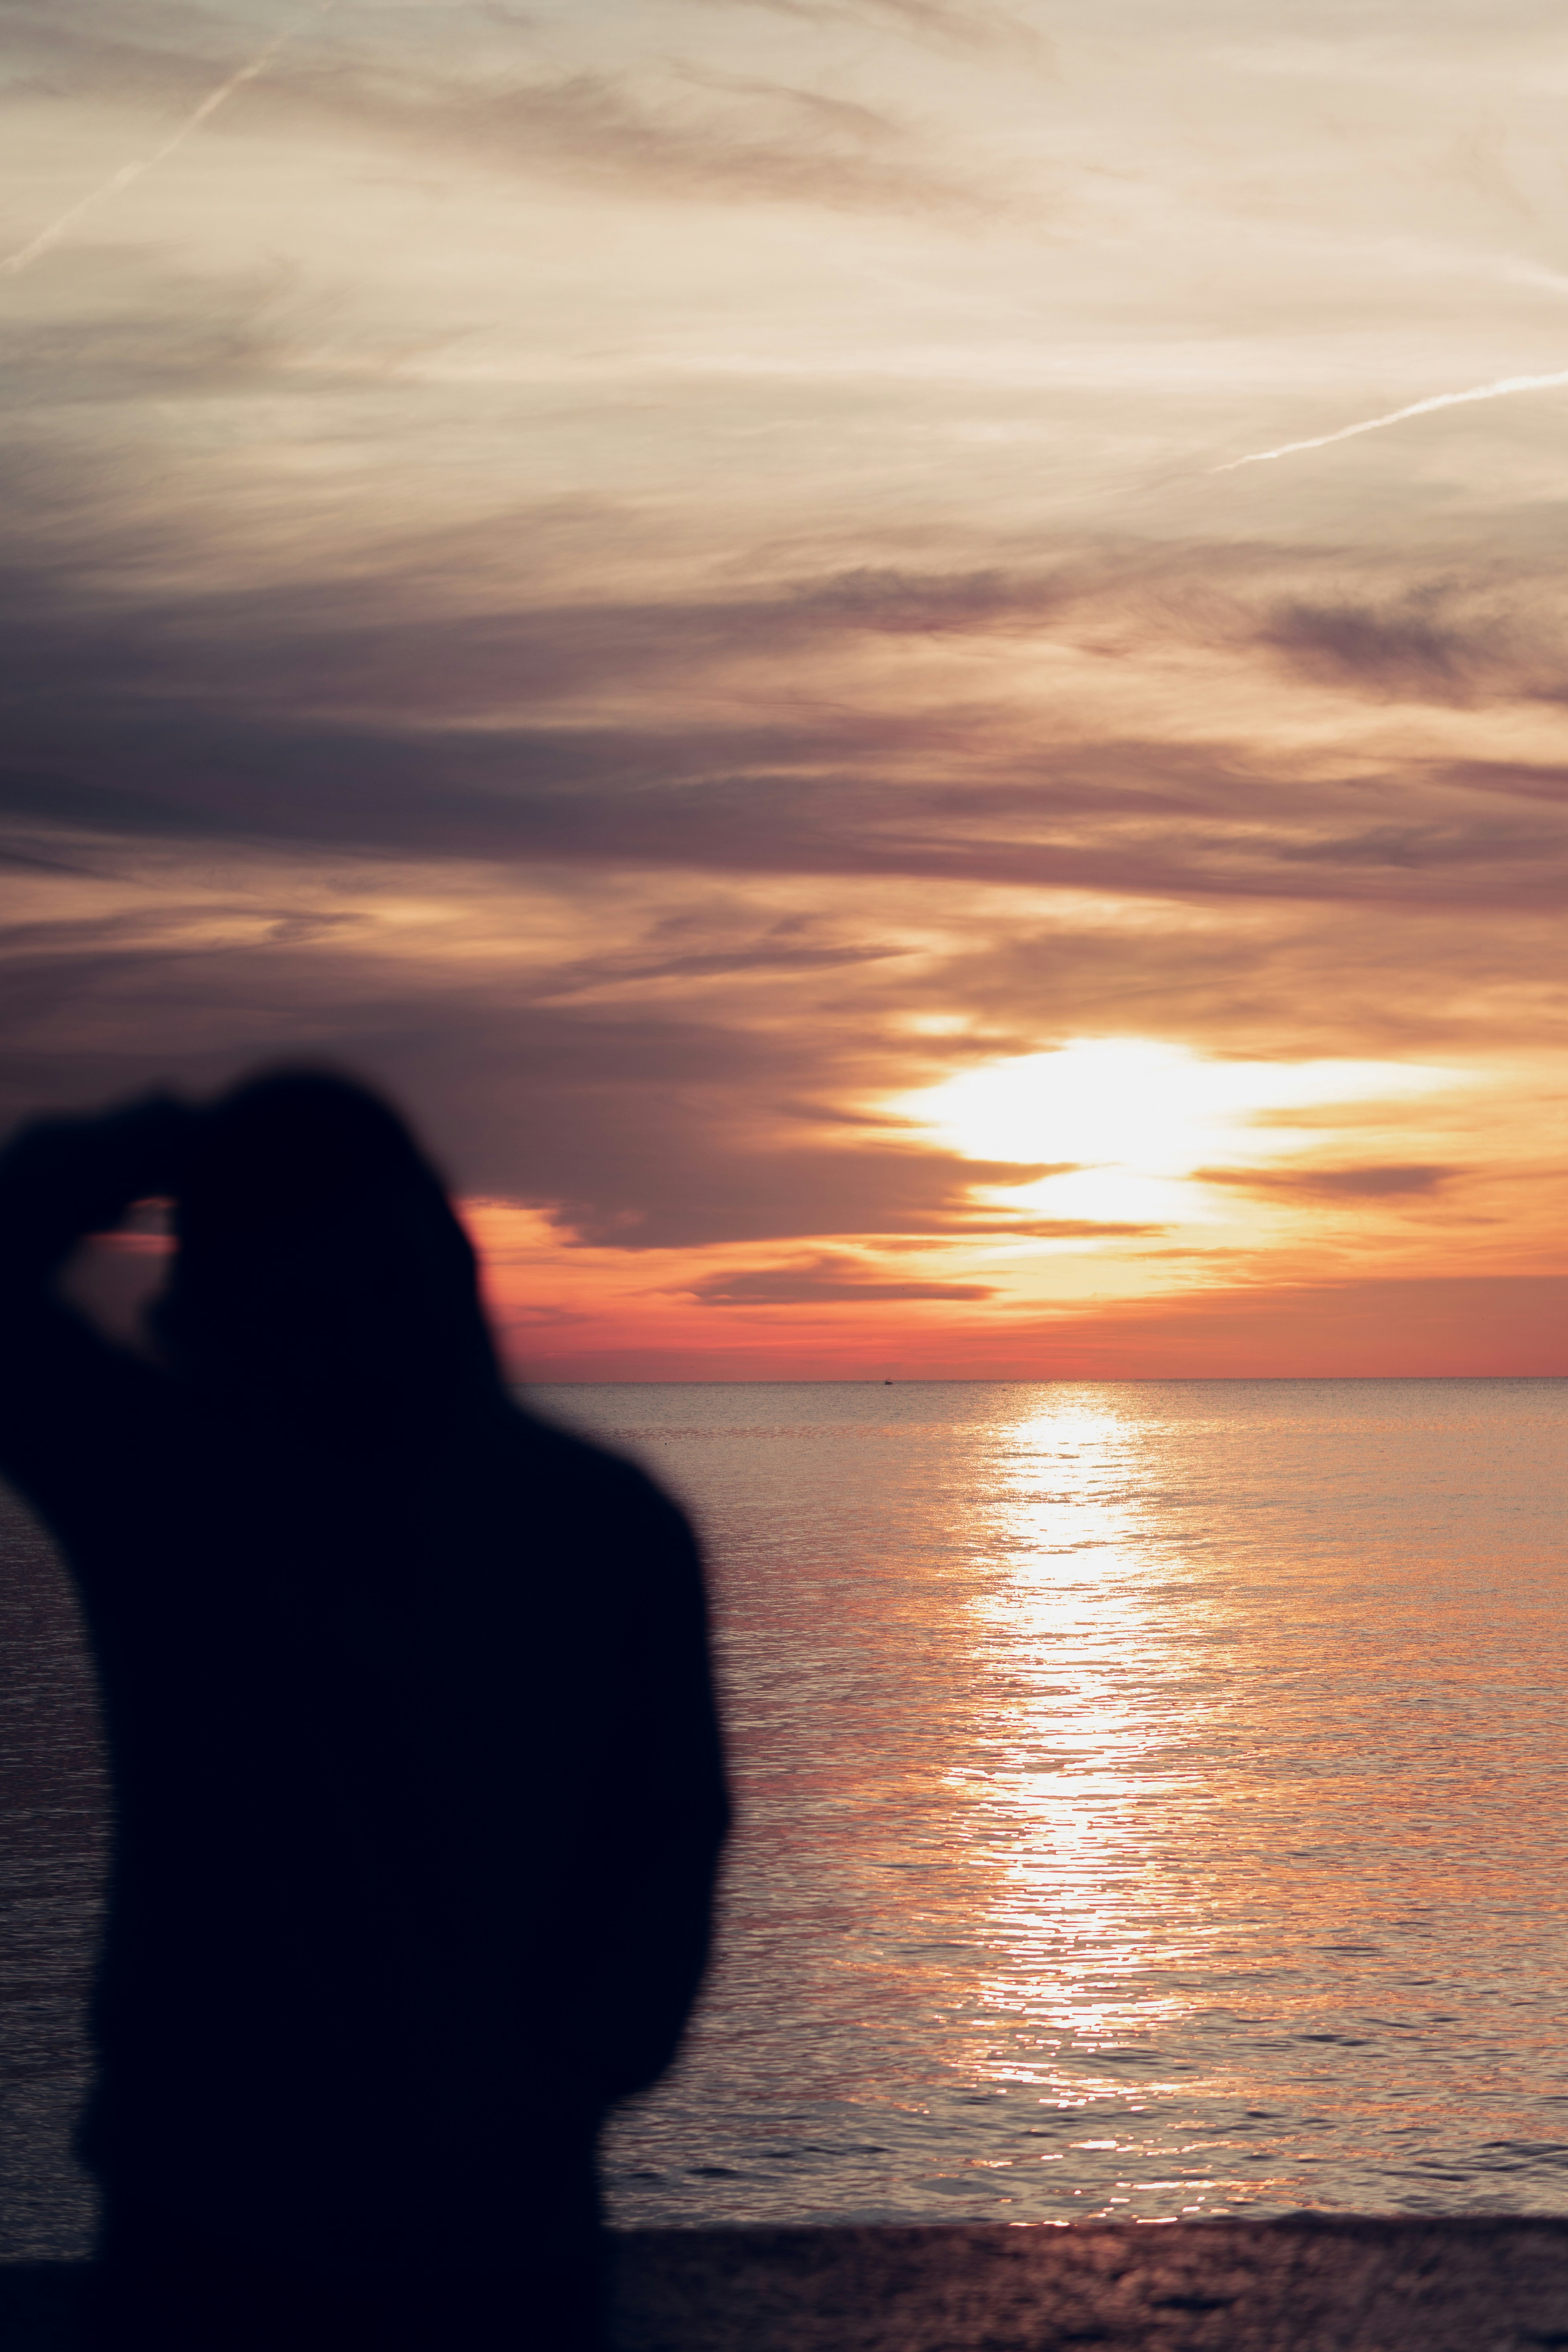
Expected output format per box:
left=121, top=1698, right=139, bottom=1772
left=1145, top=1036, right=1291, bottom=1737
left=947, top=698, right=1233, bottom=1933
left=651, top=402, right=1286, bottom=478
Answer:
left=0, top=25, right=295, bottom=279
left=1213, top=367, right=1568, bottom=472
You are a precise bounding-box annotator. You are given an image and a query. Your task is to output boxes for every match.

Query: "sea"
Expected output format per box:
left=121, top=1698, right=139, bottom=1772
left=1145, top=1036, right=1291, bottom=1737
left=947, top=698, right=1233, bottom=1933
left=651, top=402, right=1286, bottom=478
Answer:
left=2, top=1377, right=1567, bottom=2257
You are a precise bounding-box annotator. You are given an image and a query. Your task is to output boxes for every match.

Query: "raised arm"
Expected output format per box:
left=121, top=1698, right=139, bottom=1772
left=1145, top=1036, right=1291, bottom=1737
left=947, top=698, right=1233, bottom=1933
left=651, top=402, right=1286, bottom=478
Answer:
left=0, top=1096, right=192, bottom=1515
left=0, top=1099, right=191, bottom=1293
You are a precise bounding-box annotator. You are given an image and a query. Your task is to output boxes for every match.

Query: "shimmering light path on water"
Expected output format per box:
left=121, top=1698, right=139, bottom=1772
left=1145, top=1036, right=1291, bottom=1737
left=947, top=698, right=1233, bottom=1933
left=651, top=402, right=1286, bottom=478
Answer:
left=543, top=1380, right=1568, bottom=2226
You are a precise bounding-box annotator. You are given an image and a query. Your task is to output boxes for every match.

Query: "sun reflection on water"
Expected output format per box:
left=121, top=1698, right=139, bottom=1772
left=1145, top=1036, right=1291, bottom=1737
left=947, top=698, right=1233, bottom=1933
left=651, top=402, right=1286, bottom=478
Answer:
left=948, top=1398, right=1209, bottom=2105
left=577, top=1378, right=1568, bottom=2228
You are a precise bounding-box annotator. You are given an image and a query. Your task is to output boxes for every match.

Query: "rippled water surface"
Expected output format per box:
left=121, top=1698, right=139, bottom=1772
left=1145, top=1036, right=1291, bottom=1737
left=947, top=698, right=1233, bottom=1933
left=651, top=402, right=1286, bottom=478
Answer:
left=557, top=1380, right=1568, bottom=2226
left=3, top=1379, right=1567, bottom=2252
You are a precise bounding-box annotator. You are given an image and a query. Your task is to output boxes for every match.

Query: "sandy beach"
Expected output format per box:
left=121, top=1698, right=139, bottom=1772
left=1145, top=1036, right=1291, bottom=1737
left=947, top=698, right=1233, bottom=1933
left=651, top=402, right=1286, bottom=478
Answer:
left=605, top=2220, right=1568, bottom=2349
left=6, top=2218, right=1568, bottom=2349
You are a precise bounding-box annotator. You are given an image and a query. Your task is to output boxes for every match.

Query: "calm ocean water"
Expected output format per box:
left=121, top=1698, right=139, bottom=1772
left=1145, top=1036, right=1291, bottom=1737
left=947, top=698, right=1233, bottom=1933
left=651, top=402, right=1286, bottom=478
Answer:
left=3, top=1378, right=1567, bottom=2254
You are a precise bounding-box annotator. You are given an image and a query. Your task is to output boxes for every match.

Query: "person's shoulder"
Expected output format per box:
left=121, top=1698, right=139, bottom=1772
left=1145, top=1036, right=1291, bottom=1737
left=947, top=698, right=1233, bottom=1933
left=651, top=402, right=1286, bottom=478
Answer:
left=493, top=1394, right=644, bottom=1481
left=487, top=1396, right=691, bottom=1531
left=448, top=1400, right=705, bottom=1668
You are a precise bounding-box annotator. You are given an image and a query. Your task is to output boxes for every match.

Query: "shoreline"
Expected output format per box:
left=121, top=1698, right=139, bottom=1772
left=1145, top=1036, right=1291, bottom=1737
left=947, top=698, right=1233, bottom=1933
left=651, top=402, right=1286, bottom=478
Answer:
left=6, top=2217, right=1568, bottom=2349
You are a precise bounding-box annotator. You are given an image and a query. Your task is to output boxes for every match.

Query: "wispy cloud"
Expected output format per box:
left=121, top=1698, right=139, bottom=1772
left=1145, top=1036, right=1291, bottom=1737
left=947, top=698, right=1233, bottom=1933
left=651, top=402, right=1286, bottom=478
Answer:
left=689, top=1253, right=997, bottom=1302
left=1214, top=366, right=1568, bottom=472
left=0, top=4, right=1010, bottom=224
left=1259, top=590, right=1488, bottom=701
left=2, top=507, right=1567, bottom=915
left=257, top=51, right=1005, bottom=218
left=693, top=0, right=1055, bottom=69
left=0, top=15, right=311, bottom=279
left=1196, top=1164, right=1458, bottom=1198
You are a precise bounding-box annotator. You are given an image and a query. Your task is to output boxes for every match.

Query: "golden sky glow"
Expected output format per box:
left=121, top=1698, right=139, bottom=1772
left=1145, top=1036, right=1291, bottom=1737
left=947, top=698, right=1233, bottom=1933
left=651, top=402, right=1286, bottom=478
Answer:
left=1, top=0, right=1565, bottom=1374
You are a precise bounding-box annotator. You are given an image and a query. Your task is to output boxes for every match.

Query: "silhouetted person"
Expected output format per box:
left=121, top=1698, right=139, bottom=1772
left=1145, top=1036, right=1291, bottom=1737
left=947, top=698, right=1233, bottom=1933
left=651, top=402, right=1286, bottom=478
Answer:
left=0, top=1072, right=728, bottom=2350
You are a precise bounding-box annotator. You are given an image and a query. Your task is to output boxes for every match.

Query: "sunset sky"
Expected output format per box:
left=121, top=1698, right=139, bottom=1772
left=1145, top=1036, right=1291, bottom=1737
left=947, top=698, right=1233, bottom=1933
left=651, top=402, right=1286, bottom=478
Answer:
left=2, top=0, right=1565, bottom=1376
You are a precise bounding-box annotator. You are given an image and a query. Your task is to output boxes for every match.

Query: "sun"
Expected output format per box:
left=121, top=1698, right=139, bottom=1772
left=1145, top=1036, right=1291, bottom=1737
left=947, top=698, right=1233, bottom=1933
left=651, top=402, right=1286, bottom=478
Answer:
left=894, top=1039, right=1457, bottom=1213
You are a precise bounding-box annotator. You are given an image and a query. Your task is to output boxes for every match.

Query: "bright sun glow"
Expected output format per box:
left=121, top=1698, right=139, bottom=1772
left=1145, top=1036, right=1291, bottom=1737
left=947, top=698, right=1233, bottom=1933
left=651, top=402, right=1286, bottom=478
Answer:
left=898, top=1039, right=1457, bottom=1181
